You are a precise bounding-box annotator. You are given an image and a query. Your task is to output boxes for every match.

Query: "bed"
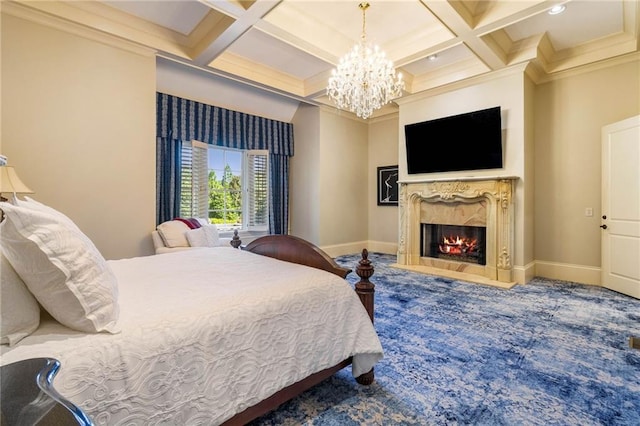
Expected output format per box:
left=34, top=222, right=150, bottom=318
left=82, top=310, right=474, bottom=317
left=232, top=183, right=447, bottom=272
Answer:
left=0, top=199, right=383, bottom=425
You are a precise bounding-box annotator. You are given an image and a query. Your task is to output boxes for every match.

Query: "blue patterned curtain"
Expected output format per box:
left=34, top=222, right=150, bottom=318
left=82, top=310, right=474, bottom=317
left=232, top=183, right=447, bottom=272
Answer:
left=269, top=154, right=289, bottom=234
left=156, top=93, right=294, bottom=233
left=156, top=136, right=181, bottom=225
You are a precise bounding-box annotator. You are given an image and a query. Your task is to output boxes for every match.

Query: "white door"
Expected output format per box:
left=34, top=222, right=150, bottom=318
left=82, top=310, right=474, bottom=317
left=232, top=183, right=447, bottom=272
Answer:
left=601, top=115, right=640, bottom=299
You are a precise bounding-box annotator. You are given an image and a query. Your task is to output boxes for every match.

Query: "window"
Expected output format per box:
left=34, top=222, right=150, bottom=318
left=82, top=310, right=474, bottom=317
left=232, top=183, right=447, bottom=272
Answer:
left=181, top=141, right=269, bottom=231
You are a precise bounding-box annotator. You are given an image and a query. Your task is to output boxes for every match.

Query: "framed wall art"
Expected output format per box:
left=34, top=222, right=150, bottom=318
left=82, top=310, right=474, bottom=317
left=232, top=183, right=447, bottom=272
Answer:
left=377, top=165, right=399, bottom=206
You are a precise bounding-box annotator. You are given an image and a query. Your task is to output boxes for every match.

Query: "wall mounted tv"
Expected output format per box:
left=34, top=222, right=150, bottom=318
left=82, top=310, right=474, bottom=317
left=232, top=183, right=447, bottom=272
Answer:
left=405, top=106, right=503, bottom=174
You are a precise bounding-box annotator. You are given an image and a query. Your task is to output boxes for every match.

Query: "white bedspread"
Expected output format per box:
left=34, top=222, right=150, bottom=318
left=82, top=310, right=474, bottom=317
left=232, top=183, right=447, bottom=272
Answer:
left=1, top=247, right=383, bottom=425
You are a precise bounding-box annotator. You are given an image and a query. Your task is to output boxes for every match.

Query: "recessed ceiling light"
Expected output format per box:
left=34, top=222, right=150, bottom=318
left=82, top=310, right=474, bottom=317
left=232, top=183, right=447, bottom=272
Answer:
left=548, top=4, right=566, bottom=15
left=427, top=54, right=438, bottom=61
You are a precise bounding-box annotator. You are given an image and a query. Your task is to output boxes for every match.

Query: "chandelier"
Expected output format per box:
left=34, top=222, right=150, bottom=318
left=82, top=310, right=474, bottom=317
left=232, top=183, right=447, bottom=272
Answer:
left=327, top=2, right=404, bottom=119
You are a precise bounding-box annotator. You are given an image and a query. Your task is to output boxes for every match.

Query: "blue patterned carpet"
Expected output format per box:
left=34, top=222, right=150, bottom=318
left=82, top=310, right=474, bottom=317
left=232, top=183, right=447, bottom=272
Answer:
left=252, top=253, right=640, bottom=425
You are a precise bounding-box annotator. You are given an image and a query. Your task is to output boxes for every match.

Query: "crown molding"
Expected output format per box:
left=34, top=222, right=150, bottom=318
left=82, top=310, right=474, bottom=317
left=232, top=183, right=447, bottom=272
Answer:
left=318, top=105, right=367, bottom=123
left=2, top=1, right=156, bottom=57
left=396, top=62, right=529, bottom=106
left=534, top=51, right=640, bottom=85
left=367, top=111, right=400, bottom=125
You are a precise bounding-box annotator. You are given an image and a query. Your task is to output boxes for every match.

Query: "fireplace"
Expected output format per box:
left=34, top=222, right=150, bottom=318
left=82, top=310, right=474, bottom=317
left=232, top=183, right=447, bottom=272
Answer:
left=397, top=177, right=517, bottom=284
left=421, top=224, right=486, bottom=265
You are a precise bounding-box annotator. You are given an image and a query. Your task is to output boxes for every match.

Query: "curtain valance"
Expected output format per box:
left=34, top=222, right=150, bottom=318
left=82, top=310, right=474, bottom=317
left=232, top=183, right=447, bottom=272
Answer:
left=156, top=92, right=294, bottom=156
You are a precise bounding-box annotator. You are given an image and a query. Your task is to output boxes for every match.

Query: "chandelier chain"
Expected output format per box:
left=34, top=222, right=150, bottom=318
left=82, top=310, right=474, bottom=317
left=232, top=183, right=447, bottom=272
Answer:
left=360, top=2, right=369, bottom=41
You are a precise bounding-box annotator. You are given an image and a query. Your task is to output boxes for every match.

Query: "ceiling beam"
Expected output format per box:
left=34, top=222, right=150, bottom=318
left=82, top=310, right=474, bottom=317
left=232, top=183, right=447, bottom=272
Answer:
left=193, top=0, right=282, bottom=66
left=421, top=0, right=504, bottom=70
left=421, top=0, right=560, bottom=72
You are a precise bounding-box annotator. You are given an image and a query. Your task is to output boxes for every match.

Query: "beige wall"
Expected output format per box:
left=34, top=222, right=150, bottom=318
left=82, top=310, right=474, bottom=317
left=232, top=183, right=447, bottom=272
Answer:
left=523, top=74, right=536, bottom=280
left=290, top=107, right=397, bottom=257
left=318, top=109, right=368, bottom=252
left=291, top=107, right=369, bottom=255
left=368, top=115, right=400, bottom=254
left=534, top=56, right=640, bottom=283
left=290, top=104, right=321, bottom=244
left=1, top=13, right=156, bottom=259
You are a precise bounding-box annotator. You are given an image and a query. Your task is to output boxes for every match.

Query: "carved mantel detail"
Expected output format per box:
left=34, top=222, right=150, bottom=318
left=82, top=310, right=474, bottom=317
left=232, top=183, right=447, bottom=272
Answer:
left=398, top=176, right=517, bottom=283
left=498, top=247, right=512, bottom=269
left=429, top=181, right=470, bottom=199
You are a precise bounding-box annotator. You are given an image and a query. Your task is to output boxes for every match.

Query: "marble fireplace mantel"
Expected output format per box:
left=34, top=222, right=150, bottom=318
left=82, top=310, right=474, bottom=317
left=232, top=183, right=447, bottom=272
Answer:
left=398, top=176, right=518, bottom=284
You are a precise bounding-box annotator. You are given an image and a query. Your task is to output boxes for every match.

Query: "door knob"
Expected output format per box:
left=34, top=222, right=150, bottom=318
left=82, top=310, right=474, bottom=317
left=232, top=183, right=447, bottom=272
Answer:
left=600, top=224, right=608, bottom=229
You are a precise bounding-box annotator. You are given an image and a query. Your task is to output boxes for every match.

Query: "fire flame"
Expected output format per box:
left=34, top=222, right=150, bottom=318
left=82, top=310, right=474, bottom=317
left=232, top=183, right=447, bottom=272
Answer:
left=439, top=235, right=478, bottom=255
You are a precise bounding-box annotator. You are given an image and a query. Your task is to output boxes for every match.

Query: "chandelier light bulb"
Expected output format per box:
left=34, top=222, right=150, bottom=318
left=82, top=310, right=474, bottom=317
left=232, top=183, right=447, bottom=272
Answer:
left=327, top=2, right=404, bottom=119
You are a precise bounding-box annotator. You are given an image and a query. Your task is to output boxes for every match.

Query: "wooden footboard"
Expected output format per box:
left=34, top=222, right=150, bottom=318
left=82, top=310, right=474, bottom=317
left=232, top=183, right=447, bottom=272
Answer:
left=242, top=235, right=375, bottom=324
left=220, top=235, right=375, bottom=425
left=243, top=234, right=351, bottom=278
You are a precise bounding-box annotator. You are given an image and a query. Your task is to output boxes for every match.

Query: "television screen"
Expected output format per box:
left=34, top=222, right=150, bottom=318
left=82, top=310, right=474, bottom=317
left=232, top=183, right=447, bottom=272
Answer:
left=405, top=106, right=503, bottom=174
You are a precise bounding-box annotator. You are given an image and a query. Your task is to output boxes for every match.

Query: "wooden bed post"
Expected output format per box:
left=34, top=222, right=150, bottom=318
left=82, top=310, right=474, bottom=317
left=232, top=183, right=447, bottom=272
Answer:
left=355, top=249, right=375, bottom=385
left=355, top=249, right=375, bottom=322
left=230, top=229, right=242, bottom=249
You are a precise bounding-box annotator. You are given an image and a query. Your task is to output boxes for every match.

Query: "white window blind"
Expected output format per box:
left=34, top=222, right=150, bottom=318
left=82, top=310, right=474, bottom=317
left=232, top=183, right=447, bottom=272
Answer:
left=245, top=150, right=269, bottom=231
left=179, top=144, right=194, bottom=218
left=180, top=141, right=208, bottom=219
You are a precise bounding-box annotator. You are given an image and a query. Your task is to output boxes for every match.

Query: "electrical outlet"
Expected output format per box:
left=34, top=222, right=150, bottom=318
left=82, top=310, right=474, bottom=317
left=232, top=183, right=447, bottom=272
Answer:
left=585, top=207, right=593, bottom=217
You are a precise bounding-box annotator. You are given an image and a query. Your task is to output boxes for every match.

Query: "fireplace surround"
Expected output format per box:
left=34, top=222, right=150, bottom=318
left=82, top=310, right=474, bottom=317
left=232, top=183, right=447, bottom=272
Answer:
left=398, top=177, right=517, bottom=284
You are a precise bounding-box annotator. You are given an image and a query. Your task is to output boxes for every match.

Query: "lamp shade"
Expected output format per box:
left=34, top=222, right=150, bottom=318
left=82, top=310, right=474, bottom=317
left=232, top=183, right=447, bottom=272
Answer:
left=0, top=166, right=34, bottom=195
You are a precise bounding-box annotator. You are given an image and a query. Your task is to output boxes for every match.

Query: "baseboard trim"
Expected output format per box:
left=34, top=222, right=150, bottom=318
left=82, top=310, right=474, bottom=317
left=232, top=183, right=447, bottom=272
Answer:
left=367, top=241, right=398, bottom=255
left=321, top=240, right=398, bottom=258
left=320, top=241, right=369, bottom=258
left=513, top=261, right=536, bottom=285
left=534, top=261, right=601, bottom=286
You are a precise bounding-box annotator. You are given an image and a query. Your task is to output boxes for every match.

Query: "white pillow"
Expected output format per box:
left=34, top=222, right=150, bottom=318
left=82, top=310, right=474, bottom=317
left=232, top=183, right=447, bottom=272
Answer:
left=17, top=196, right=81, bottom=231
left=203, top=224, right=220, bottom=246
left=0, top=252, right=40, bottom=345
left=185, top=224, right=220, bottom=247
left=0, top=202, right=119, bottom=334
left=156, top=220, right=190, bottom=248
left=195, top=218, right=210, bottom=227
left=185, top=227, right=207, bottom=247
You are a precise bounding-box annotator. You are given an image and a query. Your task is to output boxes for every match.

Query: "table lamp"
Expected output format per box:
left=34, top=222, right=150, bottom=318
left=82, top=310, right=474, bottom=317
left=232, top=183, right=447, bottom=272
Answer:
left=0, top=166, right=34, bottom=204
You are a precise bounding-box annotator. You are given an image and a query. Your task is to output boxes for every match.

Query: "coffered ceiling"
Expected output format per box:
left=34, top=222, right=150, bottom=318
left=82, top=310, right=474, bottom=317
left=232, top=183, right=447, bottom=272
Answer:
left=7, top=0, right=640, bottom=118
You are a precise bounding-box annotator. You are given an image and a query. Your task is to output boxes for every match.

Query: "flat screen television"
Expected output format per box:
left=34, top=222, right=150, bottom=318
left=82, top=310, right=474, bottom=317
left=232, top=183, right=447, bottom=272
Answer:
left=405, top=106, right=503, bottom=174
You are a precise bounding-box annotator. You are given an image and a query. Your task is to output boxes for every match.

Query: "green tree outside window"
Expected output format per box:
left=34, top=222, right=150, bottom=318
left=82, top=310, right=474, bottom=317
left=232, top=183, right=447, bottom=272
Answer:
left=208, top=165, right=242, bottom=226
